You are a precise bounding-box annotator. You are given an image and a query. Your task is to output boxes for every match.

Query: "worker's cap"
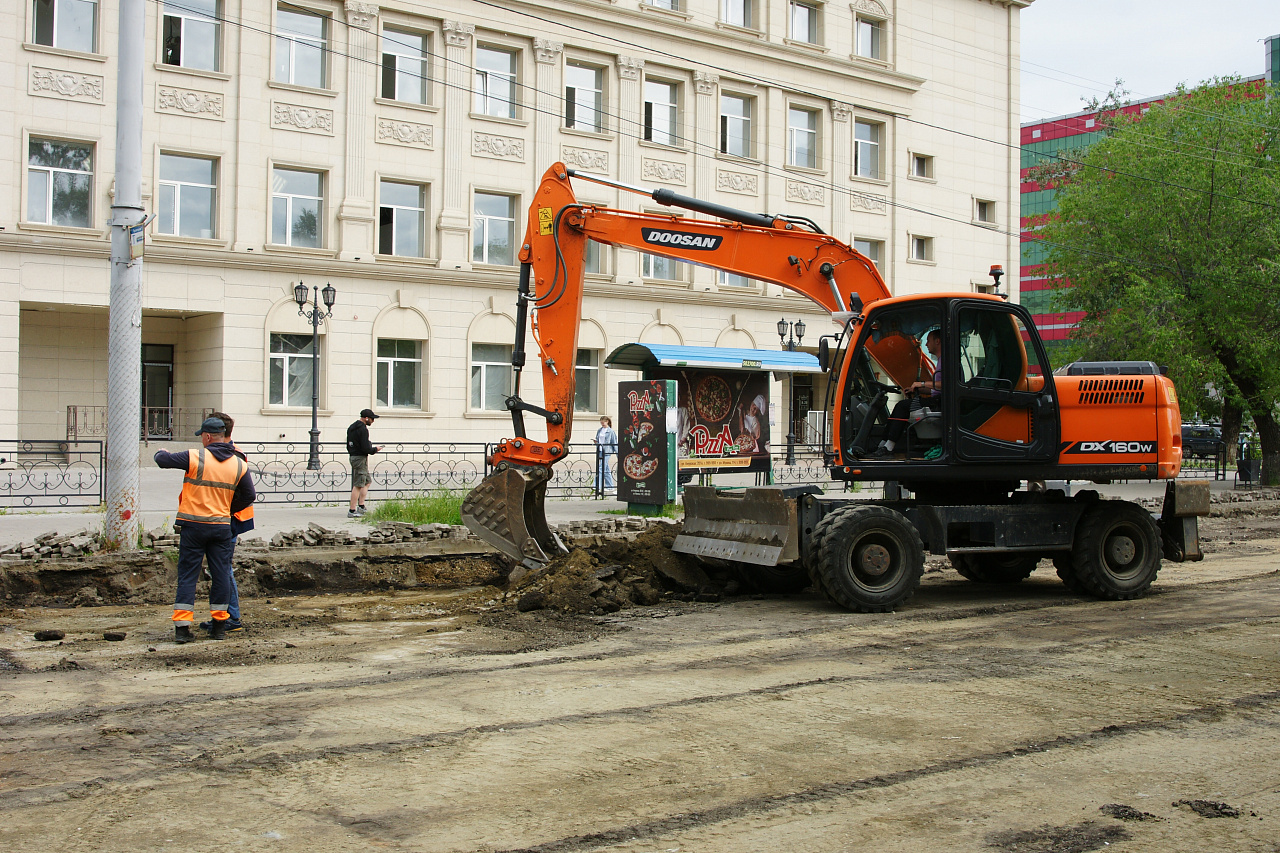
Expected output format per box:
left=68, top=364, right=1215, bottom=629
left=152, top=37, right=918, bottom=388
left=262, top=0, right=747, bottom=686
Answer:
left=195, top=417, right=227, bottom=436
left=360, top=408, right=379, bottom=419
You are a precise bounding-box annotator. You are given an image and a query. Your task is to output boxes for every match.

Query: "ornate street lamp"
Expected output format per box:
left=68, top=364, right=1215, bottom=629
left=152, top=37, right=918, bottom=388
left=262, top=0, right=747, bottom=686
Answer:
left=294, top=281, right=336, bottom=470
left=777, top=318, right=806, bottom=465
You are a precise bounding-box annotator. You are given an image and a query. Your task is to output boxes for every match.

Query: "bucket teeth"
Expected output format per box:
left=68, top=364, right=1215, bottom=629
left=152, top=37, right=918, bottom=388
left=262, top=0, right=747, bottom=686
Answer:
left=462, top=466, right=567, bottom=569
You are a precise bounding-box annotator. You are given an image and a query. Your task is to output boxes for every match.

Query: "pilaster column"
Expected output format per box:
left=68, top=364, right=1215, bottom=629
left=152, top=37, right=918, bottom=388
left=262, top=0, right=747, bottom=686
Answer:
left=338, top=1, right=379, bottom=261
left=830, top=101, right=851, bottom=244
left=616, top=56, right=644, bottom=281
left=691, top=71, right=719, bottom=290
left=533, top=39, right=562, bottom=170
left=438, top=20, right=475, bottom=268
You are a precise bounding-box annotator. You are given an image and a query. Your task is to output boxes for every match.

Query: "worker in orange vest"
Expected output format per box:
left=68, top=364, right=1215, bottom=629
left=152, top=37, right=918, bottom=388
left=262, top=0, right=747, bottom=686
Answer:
left=154, top=416, right=256, bottom=643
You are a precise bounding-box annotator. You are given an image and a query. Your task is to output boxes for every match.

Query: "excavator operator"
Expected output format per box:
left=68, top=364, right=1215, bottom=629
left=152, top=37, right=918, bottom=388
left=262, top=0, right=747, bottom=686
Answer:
left=874, top=328, right=942, bottom=458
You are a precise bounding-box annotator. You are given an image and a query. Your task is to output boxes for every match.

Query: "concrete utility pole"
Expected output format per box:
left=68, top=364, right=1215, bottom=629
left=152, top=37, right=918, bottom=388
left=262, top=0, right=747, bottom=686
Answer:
left=105, top=0, right=146, bottom=550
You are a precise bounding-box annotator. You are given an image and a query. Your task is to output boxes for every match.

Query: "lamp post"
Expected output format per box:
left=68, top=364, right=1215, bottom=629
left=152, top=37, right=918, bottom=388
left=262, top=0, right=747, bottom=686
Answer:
left=294, top=281, right=336, bottom=470
left=777, top=318, right=806, bottom=466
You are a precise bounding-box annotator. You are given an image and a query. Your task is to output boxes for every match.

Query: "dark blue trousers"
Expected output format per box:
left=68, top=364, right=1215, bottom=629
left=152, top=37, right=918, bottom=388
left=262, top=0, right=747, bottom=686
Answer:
left=174, top=523, right=234, bottom=623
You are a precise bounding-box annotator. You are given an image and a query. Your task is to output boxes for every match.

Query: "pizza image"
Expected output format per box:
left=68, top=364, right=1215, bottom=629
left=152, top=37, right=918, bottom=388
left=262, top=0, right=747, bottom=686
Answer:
left=622, top=452, right=660, bottom=480
left=694, top=376, right=731, bottom=422
left=637, top=422, right=654, bottom=441
left=733, top=434, right=757, bottom=454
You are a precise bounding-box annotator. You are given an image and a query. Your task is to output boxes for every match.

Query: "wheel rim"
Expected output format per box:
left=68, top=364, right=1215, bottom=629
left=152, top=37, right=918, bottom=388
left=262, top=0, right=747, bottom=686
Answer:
left=1101, top=525, right=1145, bottom=579
left=850, top=532, right=904, bottom=589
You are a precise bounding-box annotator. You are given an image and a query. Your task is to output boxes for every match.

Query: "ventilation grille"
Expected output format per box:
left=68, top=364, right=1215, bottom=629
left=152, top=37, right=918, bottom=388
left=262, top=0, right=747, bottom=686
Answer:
left=1078, top=378, right=1146, bottom=405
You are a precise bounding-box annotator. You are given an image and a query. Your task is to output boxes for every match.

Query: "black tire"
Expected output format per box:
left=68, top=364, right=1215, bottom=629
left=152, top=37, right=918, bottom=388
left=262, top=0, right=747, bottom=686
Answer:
left=735, top=562, right=811, bottom=594
left=1071, top=501, right=1161, bottom=600
left=1053, top=554, right=1085, bottom=593
left=949, top=553, right=1039, bottom=584
left=813, top=505, right=925, bottom=612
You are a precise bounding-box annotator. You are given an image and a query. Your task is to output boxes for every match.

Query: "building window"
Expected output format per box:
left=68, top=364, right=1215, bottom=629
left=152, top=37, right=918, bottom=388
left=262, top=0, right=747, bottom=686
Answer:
left=471, top=343, right=513, bottom=410
left=575, top=349, right=600, bottom=413
left=648, top=0, right=678, bottom=9
left=162, top=0, right=219, bottom=71
left=381, top=26, right=429, bottom=104
left=376, top=339, right=422, bottom=409
left=565, top=62, right=604, bottom=132
left=643, top=251, right=685, bottom=281
left=975, top=199, right=996, bottom=224
left=854, top=120, right=881, bottom=179
left=158, top=154, right=216, bottom=239
left=379, top=180, right=425, bottom=257
left=719, top=271, right=753, bottom=288
left=32, top=0, right=97, bottom=53
left=722, top=0, right=753, bottom=28
left=269, top=333, right=316, bottom=407
left=271, top=167, right=323, bottom=248
left=788, top=107, right=819, bottom=169
left=27, top=138, right=93, bottom=227
left=275, top=6, right=327, bottom=89
left=788, top=1, right=818, bottom=44
left=720, top=93, right=753, bottom=158
left=910, top=153, right=934, bottom=179
left=584, top=238, right=605, bottom=274
left=855, top=15, right=882, bottom=59
left=854, top=238, right=883, bottom=268
left=474, top=45, right=517, bottom=118
left=644, top=79, right=680, bottom=147
left=910, top=235, right=934, bottom=262
left=473, top=192, right=515, bottom=265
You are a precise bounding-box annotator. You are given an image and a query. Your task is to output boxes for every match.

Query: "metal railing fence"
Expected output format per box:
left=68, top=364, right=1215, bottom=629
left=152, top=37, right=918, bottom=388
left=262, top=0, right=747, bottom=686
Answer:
left=0, top=440, right=105, bottom=508
left=67, top=406, right=214, bottom=442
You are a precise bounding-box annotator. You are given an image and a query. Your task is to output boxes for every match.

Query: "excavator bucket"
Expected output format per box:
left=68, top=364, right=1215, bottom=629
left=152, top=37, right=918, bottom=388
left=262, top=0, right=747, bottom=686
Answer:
left=462, top=465, right=568, bottom=572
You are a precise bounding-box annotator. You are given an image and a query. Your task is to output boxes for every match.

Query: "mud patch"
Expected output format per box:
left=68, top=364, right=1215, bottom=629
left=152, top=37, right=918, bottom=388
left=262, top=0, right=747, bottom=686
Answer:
left=986, top=821, right=1130, bottom=852
left=1174, top=799, right=1240, bottom=818
left=1099, top=803, right=1160, bottom=822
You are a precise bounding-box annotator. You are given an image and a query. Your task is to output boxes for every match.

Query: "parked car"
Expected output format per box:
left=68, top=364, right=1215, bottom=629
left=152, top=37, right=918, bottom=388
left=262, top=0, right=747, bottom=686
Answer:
left=1182, top=423, right=1225, bottom=458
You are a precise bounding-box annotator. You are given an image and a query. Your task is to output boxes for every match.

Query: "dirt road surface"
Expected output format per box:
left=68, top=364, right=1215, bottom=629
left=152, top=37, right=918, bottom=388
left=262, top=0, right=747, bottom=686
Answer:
left=2, top=513, right=1279, bottom=852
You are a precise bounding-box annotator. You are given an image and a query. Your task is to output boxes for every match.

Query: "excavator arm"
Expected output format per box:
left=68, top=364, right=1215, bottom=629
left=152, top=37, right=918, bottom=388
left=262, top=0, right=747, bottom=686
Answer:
left=462, top=163, right=892, bottom=569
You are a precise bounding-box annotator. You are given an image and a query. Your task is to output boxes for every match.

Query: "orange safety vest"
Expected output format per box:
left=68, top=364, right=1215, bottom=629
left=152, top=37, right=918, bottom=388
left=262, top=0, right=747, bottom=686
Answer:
left=177, top=448, right=246, bottom=525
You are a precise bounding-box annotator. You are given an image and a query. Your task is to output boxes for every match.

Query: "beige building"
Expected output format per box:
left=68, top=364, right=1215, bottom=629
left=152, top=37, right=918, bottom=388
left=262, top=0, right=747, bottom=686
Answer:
left=1, top=0, right=1029, bottom=451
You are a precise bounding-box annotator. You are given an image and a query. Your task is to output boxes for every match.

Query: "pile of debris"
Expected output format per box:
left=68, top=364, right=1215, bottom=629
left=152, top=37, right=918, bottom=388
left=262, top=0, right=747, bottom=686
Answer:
left=261, top=521, right=476, bottom=549
left=0, top=528, right=102, bottom=561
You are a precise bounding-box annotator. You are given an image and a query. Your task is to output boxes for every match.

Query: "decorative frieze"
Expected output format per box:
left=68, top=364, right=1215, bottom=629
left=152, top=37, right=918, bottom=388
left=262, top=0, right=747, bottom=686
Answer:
left=832, top=102, right=852, bottom=122
left=851, top=0, right=889, bottom=17
left=443, top=20, right=474, bottom=47
left=344, top=0, right=378, bottom=28
left=642, top=159, right=687, bottom=185
left=156, top=85, right=223, bottom=119
left=473, top=132, right=525, bottom=160
left=849, top=190, right=889, bottom=214
left=272, top=102, right=334, bottom=135
left=561, top=146, right=609, bottom=174
left=716, top=169, right=759, bottom=196
left=376, top=117, right=434, bottom=149
left=694, top=71, right=719, bottom=95
left=534, top=39, right=563, bottom=64
left=785, top=180, right=825, bottom=205
left=30, top=66, right=104, bottom=103
left=618, top=56, right=645, bottom=80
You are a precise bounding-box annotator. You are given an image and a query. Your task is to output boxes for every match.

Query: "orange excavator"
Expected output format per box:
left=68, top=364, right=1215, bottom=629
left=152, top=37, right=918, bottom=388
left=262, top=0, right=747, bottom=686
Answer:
left=462, top=163, right=1207, bottom=612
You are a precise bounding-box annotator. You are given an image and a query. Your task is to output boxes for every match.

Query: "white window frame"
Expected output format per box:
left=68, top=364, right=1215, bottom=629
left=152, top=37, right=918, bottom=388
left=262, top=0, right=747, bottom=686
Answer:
left=471, top=343, right=514, bottom=411
left=909, top=152, right=934, bottom=180
left=565, top=62, right=605, bottom=133
left=644, top=78, right=681, bottom=147
left=161, top=0, right=220, bottom=71
left=854, top=14, right=883, bottom=60
left=854, top=119, right=882, bottom=180
left=158, top=153, right=217, bottom=239
left=975, top=199, right=996, bottom=226
left=718, top=271, right=755, bottom=288
left=474, top=45, right=518, bottom=118
left=788, top=0, right=819, bottom=44
left=27, top=137, right=94, bottom=228
left=268, top=332, right=317, bottom=407
left=32, top=0, right=98, bottom=54
left=376, top=338, right=423, bottom=409
left=721, top=0, right=753, bottom=28
left=720, top=93, right=754, bottom=158
left=378, top=179, right=426, bottom=257
left=648, top=0, right=678, bottom=9
left=574, top=348, right=601, bottom=413
left=788, top=106, right=820, bottom=169
left=274, top=5, right=328, bottom=89
left=271, top=166, right=324, bottom=248
left=854, top=238, right=883, bottom=268
left=909, top=234, right=934, bottom=263
left=381, top=25, right=430, bottom=104
left=473, top=191, right=516, bottom=265
left=641, top=212, right=687, bottom=282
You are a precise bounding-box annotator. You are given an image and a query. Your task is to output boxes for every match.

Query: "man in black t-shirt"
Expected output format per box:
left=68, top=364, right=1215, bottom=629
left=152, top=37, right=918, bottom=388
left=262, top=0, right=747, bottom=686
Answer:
left=346, top=408, right=383, bottom=517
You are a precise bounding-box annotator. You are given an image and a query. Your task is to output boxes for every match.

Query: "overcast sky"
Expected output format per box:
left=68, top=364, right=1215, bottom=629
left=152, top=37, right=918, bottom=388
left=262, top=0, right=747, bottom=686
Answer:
left=1019, top=0, right=1280, bottom=122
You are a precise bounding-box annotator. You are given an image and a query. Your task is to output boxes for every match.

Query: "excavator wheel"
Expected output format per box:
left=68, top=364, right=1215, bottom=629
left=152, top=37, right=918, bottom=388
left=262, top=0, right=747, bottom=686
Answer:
left=948, top=553, right=1039, bottom=584
left=812, top=505, right=924, bottom=613
left=1053, top=554, right=1085, bottom=593
left=1070, top=501, right=1161, bottom=600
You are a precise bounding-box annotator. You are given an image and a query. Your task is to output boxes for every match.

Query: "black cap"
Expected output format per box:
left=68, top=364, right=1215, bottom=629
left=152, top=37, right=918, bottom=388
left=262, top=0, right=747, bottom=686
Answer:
left=360, top=408, right=379, bottom=419
left=195, top=417, right=227, bottom=436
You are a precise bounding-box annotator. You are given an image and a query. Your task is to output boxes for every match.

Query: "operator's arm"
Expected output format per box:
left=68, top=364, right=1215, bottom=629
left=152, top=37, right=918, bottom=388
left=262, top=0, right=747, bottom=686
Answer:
left=153, top=449, right=190, bottom=470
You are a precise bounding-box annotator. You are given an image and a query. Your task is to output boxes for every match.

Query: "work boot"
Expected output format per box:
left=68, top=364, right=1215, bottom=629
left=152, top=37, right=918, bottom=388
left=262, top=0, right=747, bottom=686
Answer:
left=208, top=619, right=229, bottom=641
left=174, top=625, right=195, bottom=644
left=199, top=618, right=243, bottom=634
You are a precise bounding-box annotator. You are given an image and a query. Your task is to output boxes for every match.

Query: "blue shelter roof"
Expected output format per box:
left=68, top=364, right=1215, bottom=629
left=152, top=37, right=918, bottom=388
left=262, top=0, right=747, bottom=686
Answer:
left=604, top=343, right=822, bottom=373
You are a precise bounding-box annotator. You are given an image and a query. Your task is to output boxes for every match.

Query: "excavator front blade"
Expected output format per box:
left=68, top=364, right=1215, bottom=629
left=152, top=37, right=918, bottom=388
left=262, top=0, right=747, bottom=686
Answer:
left=462, top=465, right=568, bottom=572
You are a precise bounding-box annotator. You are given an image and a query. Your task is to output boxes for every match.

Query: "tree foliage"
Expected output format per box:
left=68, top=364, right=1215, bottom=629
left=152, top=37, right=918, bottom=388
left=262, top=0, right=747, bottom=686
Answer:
left=1040, top=78, right=1280, bottom=482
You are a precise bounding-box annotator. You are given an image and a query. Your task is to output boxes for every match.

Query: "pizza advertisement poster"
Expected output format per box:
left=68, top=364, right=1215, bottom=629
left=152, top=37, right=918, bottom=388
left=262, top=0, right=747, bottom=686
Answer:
left=617, top=380, right=674, bottom=505
left=654, top=369, right=772, bottom=474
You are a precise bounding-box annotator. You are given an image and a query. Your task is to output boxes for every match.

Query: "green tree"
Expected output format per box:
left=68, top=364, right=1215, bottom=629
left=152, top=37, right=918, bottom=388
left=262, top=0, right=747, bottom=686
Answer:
left=1041, top=78, right=1280, bottom=483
